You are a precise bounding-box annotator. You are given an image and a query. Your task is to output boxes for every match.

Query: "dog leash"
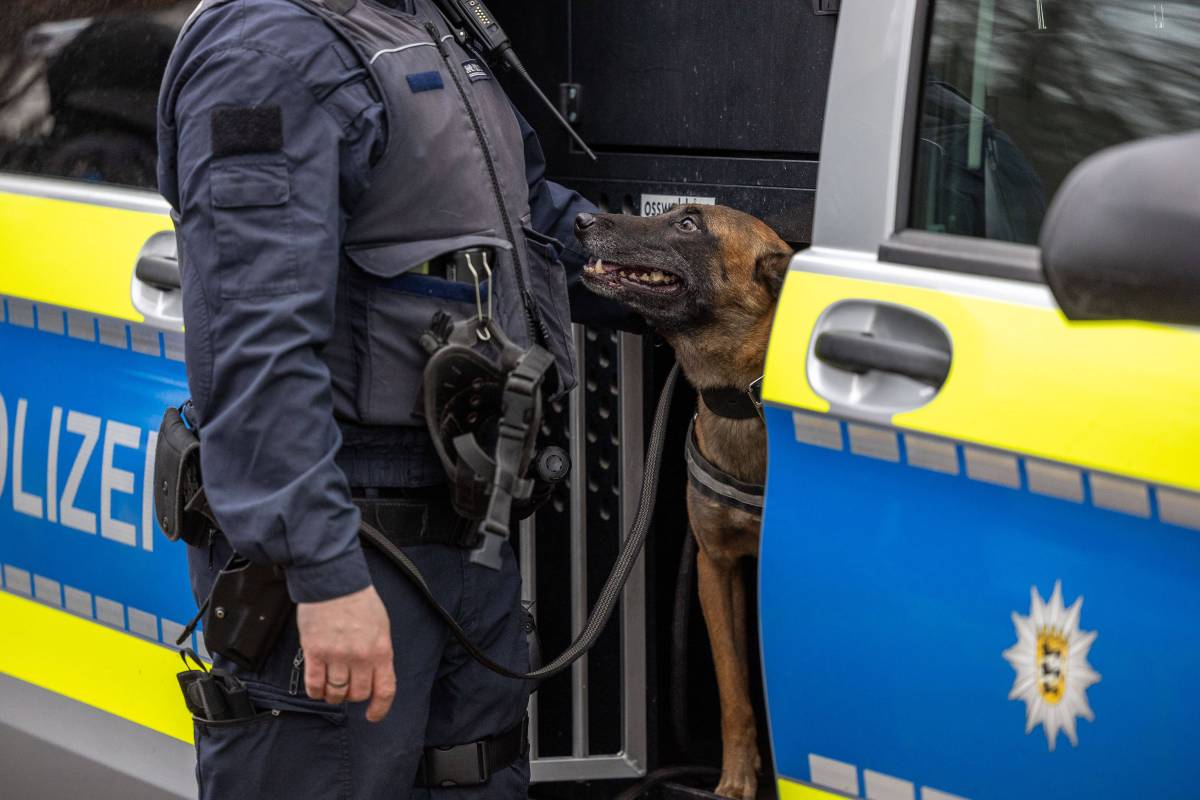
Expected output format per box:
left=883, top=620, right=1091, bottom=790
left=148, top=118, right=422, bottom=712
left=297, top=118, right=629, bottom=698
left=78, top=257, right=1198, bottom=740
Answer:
left=361, top=363, right=681, bottom=682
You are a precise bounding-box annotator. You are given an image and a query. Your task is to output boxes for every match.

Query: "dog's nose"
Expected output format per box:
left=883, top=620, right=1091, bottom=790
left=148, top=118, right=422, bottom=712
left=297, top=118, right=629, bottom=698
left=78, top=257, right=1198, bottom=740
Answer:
left=574, top=212, right=597, bottom=234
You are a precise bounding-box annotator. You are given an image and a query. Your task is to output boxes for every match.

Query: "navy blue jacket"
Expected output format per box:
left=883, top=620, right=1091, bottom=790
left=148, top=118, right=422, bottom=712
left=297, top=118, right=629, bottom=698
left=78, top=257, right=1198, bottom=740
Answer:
left=157, top=0, right=613, bottom=603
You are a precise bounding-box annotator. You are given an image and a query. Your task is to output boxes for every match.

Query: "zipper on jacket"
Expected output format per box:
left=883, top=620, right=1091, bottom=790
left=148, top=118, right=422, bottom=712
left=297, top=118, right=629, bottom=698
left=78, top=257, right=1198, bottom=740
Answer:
left=289, top=647, right=305, bottom=695
left=426, top=21, right=542, bottom=344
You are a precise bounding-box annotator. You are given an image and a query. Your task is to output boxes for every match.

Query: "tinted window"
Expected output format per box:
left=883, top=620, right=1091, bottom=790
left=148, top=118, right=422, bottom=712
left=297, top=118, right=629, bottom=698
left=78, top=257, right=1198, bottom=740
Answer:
left=0, top=2, right=190, bottom=190
left=910, top=0, right=1200, bottom=244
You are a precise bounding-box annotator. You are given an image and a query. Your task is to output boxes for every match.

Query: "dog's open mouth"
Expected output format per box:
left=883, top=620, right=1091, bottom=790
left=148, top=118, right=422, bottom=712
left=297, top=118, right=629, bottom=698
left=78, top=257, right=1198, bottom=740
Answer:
left=582, top=257, right=683, bottom=294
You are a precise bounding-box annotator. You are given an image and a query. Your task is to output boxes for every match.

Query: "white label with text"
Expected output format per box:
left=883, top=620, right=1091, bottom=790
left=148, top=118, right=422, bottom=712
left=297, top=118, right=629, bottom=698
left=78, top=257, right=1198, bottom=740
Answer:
left=639, top=194, right=717, bottom=217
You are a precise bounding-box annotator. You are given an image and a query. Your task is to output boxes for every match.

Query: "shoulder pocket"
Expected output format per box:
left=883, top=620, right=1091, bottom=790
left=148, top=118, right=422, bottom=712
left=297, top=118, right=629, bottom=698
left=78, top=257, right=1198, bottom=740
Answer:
left=210, top=159, right=298, bottom=299
left=212, top=161, right=290, bottom=207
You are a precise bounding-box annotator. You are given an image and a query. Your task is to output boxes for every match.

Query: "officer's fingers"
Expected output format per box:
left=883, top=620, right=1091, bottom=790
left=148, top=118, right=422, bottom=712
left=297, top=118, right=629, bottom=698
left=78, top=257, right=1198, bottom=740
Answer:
left=346, top=659, right=374, bottom=704
left=305, top=656, right=327, bottom=701
left=366, top=661, right=396, bottom=723
left=323, top=663, right=352, bottom=705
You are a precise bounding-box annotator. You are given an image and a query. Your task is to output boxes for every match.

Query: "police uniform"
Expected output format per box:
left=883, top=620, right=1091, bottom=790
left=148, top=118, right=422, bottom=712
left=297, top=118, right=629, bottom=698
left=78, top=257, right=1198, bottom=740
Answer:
left=156, top=0, right=623, bottom=796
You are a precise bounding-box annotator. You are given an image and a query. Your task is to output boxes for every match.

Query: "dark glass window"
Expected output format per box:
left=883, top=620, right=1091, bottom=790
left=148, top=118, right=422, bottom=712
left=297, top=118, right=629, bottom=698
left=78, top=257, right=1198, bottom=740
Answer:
left=0, top=2, right=191, bottom=190
left=911, top=1, right=1200, bottom=244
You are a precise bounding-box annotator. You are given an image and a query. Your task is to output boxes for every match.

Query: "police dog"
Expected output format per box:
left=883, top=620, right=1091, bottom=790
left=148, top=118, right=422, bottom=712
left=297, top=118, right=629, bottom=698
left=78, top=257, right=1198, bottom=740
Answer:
left=575, top=205, right=791, bottom=800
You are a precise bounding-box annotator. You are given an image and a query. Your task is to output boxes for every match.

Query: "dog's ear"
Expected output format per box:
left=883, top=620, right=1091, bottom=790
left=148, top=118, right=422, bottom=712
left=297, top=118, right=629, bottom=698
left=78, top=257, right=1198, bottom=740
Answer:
left=753, top=248, right=792, bottom=298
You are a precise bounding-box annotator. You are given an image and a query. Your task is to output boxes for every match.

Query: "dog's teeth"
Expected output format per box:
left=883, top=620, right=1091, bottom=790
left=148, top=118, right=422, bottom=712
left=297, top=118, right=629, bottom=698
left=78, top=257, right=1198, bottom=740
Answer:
left=611, top=267, right=680, bottom=286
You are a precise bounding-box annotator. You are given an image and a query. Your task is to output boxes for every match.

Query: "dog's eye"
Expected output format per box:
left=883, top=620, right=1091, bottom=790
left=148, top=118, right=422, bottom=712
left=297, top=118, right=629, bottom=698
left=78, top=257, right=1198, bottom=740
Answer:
left=676, top=217, right=698, bottom=233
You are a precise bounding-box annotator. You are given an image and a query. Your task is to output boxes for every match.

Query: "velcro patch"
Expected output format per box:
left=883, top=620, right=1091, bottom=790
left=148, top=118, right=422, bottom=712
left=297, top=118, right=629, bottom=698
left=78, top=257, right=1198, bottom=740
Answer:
left=211, top=106, right=283, bottom=159
left=462, top=59, right=489, bottom=82
left=406, top=71, right=444, bottom=93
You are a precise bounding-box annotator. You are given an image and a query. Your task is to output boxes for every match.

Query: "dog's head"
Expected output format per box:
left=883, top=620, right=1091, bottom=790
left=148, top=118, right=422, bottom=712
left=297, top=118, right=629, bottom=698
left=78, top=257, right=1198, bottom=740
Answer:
left=574, top=204, right=792, bottom=336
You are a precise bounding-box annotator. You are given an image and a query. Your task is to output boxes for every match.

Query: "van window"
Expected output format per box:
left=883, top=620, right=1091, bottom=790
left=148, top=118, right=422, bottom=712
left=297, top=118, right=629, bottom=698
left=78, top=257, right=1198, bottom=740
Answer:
left=910, top=0, right=1200, bottom=244
left=0, top=3, right=191, bottom=190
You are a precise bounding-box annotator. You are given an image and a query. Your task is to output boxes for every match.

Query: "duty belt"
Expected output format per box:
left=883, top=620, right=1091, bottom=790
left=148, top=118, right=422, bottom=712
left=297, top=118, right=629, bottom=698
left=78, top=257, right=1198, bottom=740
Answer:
left=351, top=488, right=480, bottom=550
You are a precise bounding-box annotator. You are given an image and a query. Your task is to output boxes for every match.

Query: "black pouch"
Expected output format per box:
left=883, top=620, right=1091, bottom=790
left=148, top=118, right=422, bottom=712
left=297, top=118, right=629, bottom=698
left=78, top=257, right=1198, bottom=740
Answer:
left=176, top=648, right=257, bottom=721
left=203, top=557, right=294, bottom=672
left=179, top=668, right=257, bottom=721
left=154, top=405, right=212, bottom=546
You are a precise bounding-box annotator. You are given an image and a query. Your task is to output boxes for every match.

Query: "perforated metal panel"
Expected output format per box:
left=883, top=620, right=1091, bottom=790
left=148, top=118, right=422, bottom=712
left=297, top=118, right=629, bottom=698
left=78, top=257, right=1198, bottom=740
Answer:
left=522, top=322, right=648, bottom=782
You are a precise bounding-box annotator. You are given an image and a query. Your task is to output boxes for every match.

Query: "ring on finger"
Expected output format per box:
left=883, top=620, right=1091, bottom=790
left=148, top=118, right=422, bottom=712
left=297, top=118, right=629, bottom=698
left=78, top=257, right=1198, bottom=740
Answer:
left=326, top=678, right=350, bottom=689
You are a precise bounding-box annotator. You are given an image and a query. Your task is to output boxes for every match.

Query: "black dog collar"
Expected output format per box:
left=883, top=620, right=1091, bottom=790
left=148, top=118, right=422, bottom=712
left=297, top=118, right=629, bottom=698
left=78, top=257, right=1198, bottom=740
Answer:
left=699, top=376, right=764, bottom=420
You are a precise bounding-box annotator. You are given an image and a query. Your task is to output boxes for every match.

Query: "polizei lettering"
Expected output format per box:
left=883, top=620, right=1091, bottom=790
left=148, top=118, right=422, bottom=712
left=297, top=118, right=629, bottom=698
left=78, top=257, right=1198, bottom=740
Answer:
left=0, top=391, right=159, bottom=551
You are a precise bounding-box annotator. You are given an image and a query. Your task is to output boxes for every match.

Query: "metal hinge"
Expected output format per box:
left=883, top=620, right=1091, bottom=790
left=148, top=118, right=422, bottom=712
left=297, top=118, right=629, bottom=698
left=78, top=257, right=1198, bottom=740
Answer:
left=559, top=83, right=582, bottom=125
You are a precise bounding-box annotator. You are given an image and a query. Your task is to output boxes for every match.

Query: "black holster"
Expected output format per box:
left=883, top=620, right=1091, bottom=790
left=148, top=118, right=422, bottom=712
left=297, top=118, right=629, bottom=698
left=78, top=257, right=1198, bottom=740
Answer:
left=202, top=557, right=293, bottom=672
left=156, top=404, right=293, bottom=672
left=154, top=405, right=214, bottom=546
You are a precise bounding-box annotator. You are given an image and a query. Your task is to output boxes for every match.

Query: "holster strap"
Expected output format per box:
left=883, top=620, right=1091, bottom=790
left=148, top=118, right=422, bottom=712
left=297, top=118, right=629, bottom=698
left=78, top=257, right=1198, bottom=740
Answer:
left=477, top=347, right=552, bottom=544
left=416, top=716, right=528, bottom=788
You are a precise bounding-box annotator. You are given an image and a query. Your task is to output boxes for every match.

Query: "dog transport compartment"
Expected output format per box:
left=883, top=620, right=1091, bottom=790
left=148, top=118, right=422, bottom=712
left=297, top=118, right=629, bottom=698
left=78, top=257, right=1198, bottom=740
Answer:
left=486, top=2, right=839, bottom=796
left=494, top=0, right=838, bottom=245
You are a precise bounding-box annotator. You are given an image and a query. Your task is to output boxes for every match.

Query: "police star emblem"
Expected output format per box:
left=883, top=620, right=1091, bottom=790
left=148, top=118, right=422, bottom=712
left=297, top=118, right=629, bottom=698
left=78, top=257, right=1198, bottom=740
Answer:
left=1002, top=581, right=1101, bottom=750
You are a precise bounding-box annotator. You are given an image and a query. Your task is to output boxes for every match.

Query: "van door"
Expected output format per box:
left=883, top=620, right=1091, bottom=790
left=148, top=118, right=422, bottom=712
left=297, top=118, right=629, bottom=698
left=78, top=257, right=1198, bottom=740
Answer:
left=760, top=2, right=1200, bottom=799
left=0, top=5, right=197, bottom=791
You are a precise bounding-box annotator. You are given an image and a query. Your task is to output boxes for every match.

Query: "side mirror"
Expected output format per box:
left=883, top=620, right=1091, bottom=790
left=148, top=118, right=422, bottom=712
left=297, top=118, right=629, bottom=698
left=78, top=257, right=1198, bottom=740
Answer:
left=1040, top=131, right=1200, bottom=326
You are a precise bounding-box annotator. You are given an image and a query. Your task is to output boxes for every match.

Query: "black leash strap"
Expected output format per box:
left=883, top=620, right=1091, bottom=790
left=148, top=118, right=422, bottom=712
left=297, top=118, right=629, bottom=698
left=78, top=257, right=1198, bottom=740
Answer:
left=360, top=363, right=681, bottom=682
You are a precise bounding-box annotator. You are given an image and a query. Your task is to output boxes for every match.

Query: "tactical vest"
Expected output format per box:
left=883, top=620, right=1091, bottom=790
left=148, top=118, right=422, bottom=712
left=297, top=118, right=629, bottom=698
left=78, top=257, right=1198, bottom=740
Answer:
left=313, top=0, right=576, bottom=429
left=182, top=0, right=576, bottom=439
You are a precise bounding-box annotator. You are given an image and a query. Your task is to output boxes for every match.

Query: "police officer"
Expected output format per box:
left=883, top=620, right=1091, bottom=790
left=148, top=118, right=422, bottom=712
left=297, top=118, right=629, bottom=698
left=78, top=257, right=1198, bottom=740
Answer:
left=156, top=0, right=626, bottom=796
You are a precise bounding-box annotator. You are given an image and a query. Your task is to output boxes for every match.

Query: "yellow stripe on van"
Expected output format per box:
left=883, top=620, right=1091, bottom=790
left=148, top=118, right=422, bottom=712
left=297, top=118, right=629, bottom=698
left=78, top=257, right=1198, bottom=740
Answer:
left=0, top=192, right=171, bottom=323
left=763, top=271, right=1200, bottom=493
left=777, top=777, right=849, bottom=799
left=0, top=590, right=192, bottom=743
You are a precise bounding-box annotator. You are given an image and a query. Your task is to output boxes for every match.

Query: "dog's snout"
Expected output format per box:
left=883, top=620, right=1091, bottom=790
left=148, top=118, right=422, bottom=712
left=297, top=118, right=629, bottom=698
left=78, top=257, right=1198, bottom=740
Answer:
left=574, top=212, right=597, bottom=235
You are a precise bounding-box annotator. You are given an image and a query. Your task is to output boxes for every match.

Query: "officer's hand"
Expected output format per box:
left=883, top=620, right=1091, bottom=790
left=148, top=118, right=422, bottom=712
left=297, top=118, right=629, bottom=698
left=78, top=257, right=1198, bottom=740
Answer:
left=296, top=585, right=396, bottom=722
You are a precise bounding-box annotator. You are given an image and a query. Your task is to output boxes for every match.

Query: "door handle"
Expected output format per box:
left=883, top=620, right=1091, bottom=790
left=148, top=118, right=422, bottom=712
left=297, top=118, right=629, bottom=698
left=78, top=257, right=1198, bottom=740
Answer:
left=815, top=330, right=950, bottom=387
left=806, top=300, right=952, bottom=418
left=131, top=230, right=184, bottom=332
left=136, top=252, right=181, bottom=291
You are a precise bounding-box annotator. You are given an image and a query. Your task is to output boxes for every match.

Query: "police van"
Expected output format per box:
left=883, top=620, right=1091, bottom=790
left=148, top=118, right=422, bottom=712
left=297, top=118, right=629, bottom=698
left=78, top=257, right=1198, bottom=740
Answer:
left=1, top=1, right=1198, bottom=799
